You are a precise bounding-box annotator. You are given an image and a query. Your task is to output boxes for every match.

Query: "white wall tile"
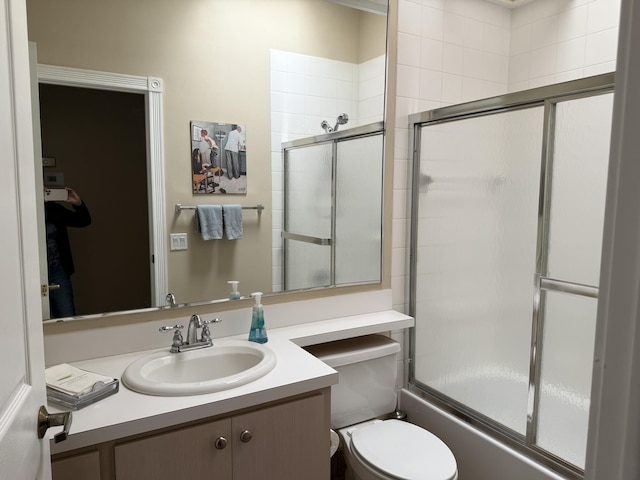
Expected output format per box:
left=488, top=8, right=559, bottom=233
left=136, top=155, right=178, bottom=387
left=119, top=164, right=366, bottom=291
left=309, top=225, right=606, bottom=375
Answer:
left=557, top=0, right=589, bottom=12
left=444, top=0, right=465, bottom=16
left=483, top=24, right=510, bottom=56
left=463, top=17, right=484, bottom=48
left=511, top=2, right=534, bottom=28
left=587, top=0, right=622, bottom=35
left=585, top=28, right=619, bottom=67
left=555, top=68, right=585, bottom=83
left=443, top=43, right=464, bottom=74
left=481, top=79, right=508, bottom=98
left=482, top=52, right=509, bottom=83
left=556, top=37, right=586, bottom=73
left=557, top=5, right=588, bottom=42
left=398, top=32, right=422, bottom=67
left=510, top=24, right=533, bottom=56
left=462, top=76, right=483, bottom=102
left=532, top=16, right=559, bottom=50
left=399, top=0, right=423, bottom=35
left=463, top=47, right=484, bottom=78
left=287, top=53, right=306, bottom=74
left=421, top=5, right=445, bottom=40
left=530, top=45, right=558, bottom=79
left=533, top=0, right=560, bottom=21
left=419, top=68, right=443, bottom=101
left=509, top=52, right=531, bottom=84
left=423, top=0, right=445, bottom=10
left=420, top=37, right=444, bottom=71
left=442, top=73, right=463, bottom=104
left=397, top=64, right=421, bottom=98
left=444, top=12, right=465, bottom=46
left=584, top=61, right=616, bottom=77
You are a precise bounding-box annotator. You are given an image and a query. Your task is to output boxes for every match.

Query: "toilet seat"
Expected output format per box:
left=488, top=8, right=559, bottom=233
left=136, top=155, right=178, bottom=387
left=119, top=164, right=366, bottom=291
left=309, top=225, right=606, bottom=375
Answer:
left=350, top=420, right=457, bottom=480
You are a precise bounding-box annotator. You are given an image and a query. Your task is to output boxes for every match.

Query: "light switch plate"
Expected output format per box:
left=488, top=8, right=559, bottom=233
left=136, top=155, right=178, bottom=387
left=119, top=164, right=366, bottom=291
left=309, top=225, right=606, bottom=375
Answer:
left=170, top=233, right=188, bottom=251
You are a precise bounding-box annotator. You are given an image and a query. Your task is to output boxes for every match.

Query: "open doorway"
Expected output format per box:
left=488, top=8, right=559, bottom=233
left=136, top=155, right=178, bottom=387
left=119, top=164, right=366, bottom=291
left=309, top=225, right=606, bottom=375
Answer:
left=39, top=84, right=151, bottom=317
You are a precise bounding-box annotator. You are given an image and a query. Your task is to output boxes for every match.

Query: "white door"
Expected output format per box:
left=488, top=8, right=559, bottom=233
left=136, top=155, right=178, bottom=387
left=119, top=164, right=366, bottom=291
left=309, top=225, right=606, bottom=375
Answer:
left=0, top=0, right=52, bottom=478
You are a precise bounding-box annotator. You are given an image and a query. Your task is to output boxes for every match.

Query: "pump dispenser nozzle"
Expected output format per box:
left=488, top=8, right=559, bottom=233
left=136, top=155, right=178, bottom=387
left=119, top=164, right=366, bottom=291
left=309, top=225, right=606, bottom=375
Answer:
left=248, top=292, right=268, bottom=343
left=227, top=280, right=240, bottom=300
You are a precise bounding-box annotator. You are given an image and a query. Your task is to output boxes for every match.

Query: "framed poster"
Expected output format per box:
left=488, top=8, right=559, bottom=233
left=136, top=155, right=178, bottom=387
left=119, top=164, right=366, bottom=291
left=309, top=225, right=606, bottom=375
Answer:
left=190, top=121, right=246, bottom=194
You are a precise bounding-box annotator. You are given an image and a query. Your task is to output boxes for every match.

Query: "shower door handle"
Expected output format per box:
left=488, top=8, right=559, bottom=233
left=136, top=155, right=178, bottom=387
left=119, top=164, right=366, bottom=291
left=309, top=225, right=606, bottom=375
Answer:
left=281, top=231, right=331, bottom=246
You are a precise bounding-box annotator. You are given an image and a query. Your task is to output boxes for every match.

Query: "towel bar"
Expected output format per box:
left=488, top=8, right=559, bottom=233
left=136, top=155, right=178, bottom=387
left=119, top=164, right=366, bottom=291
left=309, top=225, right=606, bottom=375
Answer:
left=175, top=203, right=264, bottom=213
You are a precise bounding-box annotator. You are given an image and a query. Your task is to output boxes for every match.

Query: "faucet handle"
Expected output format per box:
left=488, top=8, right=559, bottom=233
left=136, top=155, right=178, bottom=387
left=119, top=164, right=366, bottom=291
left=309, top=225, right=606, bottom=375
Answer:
left=200, top=318, right=222, bottom=343
left=159, top=324, right=184, bottom=352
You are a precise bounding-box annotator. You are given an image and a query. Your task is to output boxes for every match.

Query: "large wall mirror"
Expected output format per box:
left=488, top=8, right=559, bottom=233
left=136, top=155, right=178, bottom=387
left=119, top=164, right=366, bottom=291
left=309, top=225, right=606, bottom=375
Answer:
left=27, top=0, right=389, bottom=322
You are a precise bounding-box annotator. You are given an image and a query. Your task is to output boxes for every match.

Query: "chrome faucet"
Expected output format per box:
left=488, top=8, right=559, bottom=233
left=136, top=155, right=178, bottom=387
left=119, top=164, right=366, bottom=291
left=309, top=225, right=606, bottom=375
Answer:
left=166, top=293, right=176, bottom=307
left=187, top=314, right=203, bottom=344
left=160, top=314, right=222, bottom=353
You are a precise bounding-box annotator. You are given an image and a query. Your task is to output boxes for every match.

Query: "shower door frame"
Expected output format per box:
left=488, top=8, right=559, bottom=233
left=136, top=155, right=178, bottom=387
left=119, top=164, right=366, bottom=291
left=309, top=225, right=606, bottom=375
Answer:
left=281, top=122, right=384, bottom=291
left=407, top=73, right=615, bottom=479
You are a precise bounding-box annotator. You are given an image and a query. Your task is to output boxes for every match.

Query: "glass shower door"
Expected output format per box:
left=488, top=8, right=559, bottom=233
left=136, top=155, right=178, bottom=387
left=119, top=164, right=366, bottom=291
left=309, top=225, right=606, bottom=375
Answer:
left=413, top=107, right=545, bottom=434
left=535, top=92, right=614, bottom=467
left=283, top=143, right=333, bottom=290
left=409, top=75, right=614, bottom=474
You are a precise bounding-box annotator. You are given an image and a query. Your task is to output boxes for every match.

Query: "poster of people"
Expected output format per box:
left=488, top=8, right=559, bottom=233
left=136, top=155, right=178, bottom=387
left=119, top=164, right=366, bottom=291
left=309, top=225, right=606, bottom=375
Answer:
left=191, top=121, right=247, bottom=194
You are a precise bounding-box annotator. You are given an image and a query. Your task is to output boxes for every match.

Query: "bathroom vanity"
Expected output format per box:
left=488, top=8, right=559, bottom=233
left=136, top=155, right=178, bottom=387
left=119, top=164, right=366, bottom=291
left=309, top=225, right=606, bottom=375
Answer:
left=52, top=388, right=329, bottom=480
left=45, top=307, right=413, bottom=480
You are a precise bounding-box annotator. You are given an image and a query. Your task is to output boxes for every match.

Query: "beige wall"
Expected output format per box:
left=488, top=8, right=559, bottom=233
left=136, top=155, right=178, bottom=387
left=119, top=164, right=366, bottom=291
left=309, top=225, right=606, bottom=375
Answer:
left=27, top=0, right=385, bottom=305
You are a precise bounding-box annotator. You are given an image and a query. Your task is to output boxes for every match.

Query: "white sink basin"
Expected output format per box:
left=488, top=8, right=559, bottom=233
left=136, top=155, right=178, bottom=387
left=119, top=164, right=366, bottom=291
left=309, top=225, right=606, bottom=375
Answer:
left=122, top=341, right=277, bottom=396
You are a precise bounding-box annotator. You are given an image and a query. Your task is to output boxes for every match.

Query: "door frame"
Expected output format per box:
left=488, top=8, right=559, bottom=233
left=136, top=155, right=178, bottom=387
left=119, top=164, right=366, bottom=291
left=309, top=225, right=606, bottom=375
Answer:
left=36, top=64, right=167, bottom=308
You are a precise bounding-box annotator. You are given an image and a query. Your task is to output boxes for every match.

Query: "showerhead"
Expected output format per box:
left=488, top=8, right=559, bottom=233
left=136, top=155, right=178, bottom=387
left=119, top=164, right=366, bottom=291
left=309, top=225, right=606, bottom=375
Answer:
left=333, top=113, right=349, bottom=132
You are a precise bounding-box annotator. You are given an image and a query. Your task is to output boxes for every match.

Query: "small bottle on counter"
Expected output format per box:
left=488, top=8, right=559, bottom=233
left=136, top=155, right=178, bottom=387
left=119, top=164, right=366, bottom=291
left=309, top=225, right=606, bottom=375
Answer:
left=248, top=292, right=268, bottom=344
left=228, top=280, right=240, bottom=300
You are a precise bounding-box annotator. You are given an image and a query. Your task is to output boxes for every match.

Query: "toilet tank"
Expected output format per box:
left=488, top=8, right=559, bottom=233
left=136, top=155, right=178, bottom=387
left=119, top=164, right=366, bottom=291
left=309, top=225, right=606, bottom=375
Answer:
left=305, top=335, right=401, bottom=429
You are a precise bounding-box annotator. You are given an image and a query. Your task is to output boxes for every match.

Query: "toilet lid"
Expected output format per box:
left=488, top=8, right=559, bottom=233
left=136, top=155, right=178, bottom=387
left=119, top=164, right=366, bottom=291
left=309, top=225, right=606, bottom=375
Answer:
left=351, top=420, right=457, bottom=480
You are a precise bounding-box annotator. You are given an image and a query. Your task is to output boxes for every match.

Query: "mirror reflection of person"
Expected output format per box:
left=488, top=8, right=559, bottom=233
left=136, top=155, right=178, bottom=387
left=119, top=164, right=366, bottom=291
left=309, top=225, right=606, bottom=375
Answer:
left=44, top=187, right=91, bottom=318
left=224, top=125, right=244, bottom=180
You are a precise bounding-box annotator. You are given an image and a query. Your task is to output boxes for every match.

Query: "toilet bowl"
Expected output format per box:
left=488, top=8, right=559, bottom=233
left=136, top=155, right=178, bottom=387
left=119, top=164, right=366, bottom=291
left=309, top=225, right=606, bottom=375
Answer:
left=339, top=419, right=458, bottom=480
left=305, top=335, right=458, bottom=480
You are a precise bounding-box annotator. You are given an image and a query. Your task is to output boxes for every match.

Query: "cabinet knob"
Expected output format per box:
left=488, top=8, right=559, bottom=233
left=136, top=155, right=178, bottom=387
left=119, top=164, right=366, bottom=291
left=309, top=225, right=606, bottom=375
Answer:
left=240, top=429, right=252, bottom=443
left=214, top=436, right=228, bottom=450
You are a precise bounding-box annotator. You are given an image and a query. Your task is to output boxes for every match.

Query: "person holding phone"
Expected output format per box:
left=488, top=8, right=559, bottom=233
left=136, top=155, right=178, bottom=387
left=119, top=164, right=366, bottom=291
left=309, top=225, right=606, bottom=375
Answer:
left=44, top=187, right=91, bottom=318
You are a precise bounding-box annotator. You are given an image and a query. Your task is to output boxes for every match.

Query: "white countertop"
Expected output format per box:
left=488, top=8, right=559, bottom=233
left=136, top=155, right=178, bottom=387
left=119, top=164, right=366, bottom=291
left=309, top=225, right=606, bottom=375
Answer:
left=48, top=310, right=413, bottom=454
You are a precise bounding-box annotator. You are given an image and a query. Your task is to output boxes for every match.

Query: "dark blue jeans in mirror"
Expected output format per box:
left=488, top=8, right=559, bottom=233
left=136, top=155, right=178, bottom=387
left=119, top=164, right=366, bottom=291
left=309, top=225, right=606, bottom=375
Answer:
left=48, top=264, right=76, bottom=318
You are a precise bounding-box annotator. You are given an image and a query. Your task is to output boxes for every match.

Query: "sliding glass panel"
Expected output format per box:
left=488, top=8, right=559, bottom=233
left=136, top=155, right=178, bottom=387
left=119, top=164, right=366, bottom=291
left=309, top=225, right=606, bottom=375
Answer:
left=335, top=134, right=383, bottom=285
left=413, top=107, right=544, bottom=434
left=284, top=241, right=331, bottom=290
left=284, top=143, right=333, bottom=238
left=547, top=93, right=614, bottom=286
left=536, top=292, right=598, bottom=469
left=283, top=143, right=332, bottom=289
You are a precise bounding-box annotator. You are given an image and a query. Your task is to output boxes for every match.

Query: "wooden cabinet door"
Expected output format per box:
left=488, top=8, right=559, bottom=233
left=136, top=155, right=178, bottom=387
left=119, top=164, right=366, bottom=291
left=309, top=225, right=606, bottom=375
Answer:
left=114, top=417, right=232, bottom=480
left=232, top=393, right=329, bottom=480
left=52, top=450, right=101, bottom=480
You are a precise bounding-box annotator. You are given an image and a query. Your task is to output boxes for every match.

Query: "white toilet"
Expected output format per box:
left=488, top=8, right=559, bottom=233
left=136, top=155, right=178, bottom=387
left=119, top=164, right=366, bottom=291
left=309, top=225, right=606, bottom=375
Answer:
left=306, top=335, right=458, bottom=480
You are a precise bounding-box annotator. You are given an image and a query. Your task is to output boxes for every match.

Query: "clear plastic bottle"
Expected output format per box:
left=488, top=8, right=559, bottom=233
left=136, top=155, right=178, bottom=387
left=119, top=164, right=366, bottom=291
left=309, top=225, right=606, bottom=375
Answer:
left=248, top=292, right=268, bottom=344
left=228, top=280, right=240, bottom=300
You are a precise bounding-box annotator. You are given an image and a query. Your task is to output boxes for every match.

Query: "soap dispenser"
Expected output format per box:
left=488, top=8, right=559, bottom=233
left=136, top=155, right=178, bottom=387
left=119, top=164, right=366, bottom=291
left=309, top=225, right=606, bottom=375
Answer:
left=248, top=292, right=268, bottom=344
left=228, top=280, right=241, bottom=300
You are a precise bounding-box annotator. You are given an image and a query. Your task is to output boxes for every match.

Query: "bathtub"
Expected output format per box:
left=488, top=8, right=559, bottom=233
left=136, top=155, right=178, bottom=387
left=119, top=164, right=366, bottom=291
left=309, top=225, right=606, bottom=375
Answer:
left=400, top=389, right=573, bottom=480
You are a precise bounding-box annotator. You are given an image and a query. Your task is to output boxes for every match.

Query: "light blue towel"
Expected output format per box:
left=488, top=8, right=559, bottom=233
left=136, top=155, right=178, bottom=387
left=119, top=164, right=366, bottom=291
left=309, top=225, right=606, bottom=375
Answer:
left=195, top=205, right=223, bottom=240
left=223, top=205, right=243, bottom=240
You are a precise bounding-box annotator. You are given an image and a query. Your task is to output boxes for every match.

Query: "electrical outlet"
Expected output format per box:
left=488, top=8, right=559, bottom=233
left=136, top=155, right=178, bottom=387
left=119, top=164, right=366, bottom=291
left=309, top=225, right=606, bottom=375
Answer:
left=170, top=233, right=188, bottom=251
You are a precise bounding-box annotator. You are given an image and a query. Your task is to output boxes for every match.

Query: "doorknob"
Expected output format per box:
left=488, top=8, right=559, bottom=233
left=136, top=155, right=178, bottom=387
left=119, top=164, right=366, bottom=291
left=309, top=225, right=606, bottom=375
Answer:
left=37, top=405, right=72, bottom=443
